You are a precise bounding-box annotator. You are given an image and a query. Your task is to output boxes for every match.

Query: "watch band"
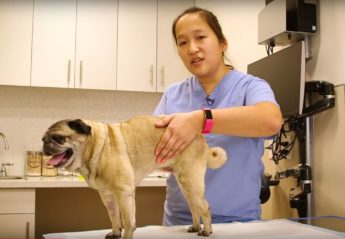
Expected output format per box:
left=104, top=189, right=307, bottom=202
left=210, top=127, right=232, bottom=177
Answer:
left=202, top=108, right=213, bottom=134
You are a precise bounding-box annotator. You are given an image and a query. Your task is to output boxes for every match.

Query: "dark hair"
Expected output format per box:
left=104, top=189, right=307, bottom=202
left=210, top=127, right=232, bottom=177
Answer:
left=172, top=7, right=227, bottom=45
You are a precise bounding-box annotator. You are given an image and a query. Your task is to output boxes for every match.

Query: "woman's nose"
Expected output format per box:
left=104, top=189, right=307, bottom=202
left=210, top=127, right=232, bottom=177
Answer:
left=188, top=41, right=199, bottom=54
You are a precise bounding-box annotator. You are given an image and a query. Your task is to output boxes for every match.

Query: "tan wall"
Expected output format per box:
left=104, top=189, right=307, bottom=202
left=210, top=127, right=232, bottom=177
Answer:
left=312, top=85, right=345, bottom=230
left=307, top=0, right=345, bottom=226
left=261, top=144, right=299, bottom=219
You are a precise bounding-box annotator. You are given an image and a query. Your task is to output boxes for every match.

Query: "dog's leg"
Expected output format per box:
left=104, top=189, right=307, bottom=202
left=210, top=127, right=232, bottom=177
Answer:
left=116, top=190, right=136, bottom=239
left=99, top=191, right=122, bottom=239
left=175, top=169, right=213, bottom=237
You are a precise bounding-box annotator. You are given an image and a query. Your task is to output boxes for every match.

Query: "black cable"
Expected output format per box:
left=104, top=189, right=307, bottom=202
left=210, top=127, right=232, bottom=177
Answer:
left=265, top=43, right=275, bottom=56
left=266, top=116, right=303, bottom=164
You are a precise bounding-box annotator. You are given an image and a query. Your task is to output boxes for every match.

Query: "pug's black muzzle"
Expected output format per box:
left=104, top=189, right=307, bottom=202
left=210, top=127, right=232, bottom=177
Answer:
left=43, top=141, right=63, bottom=156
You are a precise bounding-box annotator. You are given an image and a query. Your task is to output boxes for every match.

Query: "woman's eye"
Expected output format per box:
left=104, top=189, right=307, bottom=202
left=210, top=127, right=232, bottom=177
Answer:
left=197, top=35, right=206, bottom=40
left=178, top=41, right=186, bottom=46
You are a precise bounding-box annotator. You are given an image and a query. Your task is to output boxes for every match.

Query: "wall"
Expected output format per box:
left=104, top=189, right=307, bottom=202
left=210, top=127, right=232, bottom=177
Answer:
left=307, top=0, right=345, bottom=228
left=196, top=0, right=267, bottom=72
left=261, top=141, right=299, bottom=219
left=312, top=85, right=345, bottom=231
left=307, top=0, right=345, bottom=86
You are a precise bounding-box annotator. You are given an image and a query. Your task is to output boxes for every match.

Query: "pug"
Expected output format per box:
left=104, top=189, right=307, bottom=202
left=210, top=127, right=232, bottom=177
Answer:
left=42, top=116, right=228, bottom=239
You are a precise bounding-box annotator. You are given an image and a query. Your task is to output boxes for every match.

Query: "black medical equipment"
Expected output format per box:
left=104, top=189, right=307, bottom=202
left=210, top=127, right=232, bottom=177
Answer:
left=262, top=80, right=335, bottom=217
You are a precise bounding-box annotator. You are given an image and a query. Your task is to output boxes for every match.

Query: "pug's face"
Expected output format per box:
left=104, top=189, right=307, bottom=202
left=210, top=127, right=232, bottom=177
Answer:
left=42, top=119, right=91, bottom=168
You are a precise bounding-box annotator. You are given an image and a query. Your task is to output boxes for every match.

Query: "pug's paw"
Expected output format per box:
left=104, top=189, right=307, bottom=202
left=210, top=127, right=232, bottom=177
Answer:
left=105, top=231, right=121, bottom=239
left=197, top=229, right=212, bottom=237
left=187, top=225, right=201, bottom=233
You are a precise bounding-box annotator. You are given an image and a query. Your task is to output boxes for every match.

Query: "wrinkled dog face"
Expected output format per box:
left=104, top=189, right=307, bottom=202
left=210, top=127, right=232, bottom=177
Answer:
left=42, top=119, right=91, bottom=169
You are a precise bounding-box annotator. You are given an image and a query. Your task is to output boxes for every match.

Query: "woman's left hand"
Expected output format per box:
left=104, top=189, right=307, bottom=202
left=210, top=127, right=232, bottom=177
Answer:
left=154, top=111, right=203, bottom=163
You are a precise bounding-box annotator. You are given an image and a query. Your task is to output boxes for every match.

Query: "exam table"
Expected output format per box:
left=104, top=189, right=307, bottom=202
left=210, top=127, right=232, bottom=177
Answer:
left=43, top=219, right=345, bottom=239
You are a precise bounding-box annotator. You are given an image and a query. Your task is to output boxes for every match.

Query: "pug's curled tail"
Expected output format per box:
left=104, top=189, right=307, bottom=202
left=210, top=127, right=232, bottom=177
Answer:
left=207, top=147, right=228, bottom=169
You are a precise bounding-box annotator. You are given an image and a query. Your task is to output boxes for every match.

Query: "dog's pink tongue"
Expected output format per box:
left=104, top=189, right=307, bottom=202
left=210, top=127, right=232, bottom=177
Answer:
left=46, top=152, right=66, bottom=166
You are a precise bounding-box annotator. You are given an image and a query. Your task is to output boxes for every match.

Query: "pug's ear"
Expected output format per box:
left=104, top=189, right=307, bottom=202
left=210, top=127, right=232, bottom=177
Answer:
left=68, top=119, right=91, bottom=135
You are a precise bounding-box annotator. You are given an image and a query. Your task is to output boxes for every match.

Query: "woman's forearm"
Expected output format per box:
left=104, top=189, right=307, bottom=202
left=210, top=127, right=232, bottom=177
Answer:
left=192, top=102, right=282, bottom=137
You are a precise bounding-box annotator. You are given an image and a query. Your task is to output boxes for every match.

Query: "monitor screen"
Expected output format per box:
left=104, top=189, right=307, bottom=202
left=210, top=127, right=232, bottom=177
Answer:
left=247, top=41, right=305, bottom=118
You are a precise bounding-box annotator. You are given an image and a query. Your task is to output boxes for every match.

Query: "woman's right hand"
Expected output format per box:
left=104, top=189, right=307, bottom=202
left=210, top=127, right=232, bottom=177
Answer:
left=154, top=111, right=203, bottom=163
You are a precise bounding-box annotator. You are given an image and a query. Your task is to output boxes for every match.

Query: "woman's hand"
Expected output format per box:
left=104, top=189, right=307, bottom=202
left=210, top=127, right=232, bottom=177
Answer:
left=154, top=111, right=203, bottom=163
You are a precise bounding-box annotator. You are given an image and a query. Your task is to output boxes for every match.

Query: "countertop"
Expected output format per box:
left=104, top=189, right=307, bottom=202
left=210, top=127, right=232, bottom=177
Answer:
left=0, top=172, right=169, bottom=188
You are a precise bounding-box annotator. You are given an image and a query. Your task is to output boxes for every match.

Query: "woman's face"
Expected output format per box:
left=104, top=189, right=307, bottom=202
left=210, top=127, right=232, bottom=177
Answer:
left=175, top=13, right=227, bottom=81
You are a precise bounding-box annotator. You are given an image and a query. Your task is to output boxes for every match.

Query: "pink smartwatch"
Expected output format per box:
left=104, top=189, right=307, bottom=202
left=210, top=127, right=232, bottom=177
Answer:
left=202, top=108, right=213, bottom=134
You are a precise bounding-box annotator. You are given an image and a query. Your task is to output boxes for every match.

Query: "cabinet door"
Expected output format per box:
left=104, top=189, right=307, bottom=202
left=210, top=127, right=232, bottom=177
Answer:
left=0, top=214, right=35, bottom=238
left=0, top=0, right=33, bottom=86
left=31, top=0, right=76, bottom=88
left=156, top=0, right=193, bottom=92
left=117, top=0, right=157, bottom=92
left=0, top=189, right=35, bottom=238
left=75, top=0, right=118, bottom=90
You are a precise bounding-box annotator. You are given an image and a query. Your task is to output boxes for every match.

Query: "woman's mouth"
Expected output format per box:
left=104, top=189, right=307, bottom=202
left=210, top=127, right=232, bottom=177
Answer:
left=191, top=57, right=204, bottom=65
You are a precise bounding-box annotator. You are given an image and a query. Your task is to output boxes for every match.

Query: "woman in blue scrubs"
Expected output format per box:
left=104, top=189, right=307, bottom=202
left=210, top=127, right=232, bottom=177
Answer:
left=153, top=7, right=282, bottom=226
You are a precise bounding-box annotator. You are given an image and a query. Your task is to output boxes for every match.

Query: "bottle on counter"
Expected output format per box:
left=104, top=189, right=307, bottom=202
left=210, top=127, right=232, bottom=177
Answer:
left=41, top=154, right=58, bottom=177
left=26, top=151, right=42, bottom=176
left=58, top=167, right=73, bottom=176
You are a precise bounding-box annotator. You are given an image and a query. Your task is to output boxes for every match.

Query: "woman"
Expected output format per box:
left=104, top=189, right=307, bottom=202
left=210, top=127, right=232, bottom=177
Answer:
left=153, top=7, right=282, bottom=226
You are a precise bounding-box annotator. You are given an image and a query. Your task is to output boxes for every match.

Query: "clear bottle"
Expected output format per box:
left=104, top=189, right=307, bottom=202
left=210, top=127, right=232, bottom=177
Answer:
left=58, top=167, right=73, bottom=176
left=26, top=151, right=41, bottom=176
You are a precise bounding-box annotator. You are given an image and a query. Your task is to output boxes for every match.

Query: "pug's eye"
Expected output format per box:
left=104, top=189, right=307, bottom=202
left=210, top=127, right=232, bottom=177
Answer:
left=51, top=135, right=65, bottom=145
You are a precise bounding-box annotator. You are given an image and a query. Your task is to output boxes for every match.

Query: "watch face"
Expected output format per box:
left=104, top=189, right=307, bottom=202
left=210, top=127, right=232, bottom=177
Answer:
left=204, top=109, right=213, bottom=119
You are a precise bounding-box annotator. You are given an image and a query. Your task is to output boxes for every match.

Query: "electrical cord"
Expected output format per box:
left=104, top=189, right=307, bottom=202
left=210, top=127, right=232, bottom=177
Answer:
left=265, top=42, right=275, bottom=56
left=266, top=117, right=304, bottom=164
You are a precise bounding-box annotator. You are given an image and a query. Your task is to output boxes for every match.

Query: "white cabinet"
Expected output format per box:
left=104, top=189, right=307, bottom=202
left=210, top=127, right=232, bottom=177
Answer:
left=2, top=0, right=190, bottom=91
left=0, top=189, right=35, bottom=238
left=0, top=0, right=33, bottom=86
left=117, top=0, right=157, bottom=92
left=117, top=0, right=192, bottom=92
left=31, top=0, right=76, bottom=88
left=157, top=0, right=192, bottom=92
left=75, top=0, right=118, bottom=90
left=31, top=0, right=118, bottom=90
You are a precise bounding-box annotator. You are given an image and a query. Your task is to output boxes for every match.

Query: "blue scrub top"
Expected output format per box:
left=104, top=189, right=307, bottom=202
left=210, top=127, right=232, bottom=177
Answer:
left=153, top=69, right=278, bottom=226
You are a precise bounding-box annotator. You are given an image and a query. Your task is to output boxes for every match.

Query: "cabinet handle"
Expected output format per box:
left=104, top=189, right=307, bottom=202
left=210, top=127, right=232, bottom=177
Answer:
left=26, top=221, right=29, bottom=239
left=150, top=65, right=154, bottom=86
left=160, top=66, right=165, bottom=87
left=79, top=60, right=83, bottom=88
left=67, top=59, right=71, bottom=87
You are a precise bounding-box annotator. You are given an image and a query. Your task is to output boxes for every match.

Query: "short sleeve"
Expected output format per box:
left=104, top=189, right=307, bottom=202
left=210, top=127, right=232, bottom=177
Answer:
left=153, top=94, right=167, bottom=116
left=245, top=78, right=278, bottom=106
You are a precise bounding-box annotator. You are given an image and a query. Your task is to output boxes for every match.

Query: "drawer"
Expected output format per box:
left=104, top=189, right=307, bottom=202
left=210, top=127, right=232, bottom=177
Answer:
left=0, top=189, right=35, bottom=213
